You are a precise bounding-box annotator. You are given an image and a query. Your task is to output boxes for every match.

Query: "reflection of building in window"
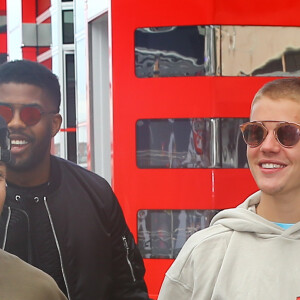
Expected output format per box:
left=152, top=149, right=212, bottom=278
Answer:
left=137, top=209, right=220, bottom=259
left=181, top=119, right=211, bottom=168
left=135, top=25, right=300, bottom=77
left=78, top=142, right=87, bottom=164
left=0, top=15, right=6, bottom=34
left=135, top=26, right=214, bottom=78
left=220, top=118, right=248, bottom=168
left=219, top=26, right=300, bottom=76
left=136, top=118, right=248, bottom=169
left=137, top=210, right=151, bottom=256
left=252, top=48, right=300, bottom=76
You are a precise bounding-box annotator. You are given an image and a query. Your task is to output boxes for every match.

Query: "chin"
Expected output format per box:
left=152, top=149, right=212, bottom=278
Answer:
left=7, top=158, right=35, bottom=172
left=259, top=185, right=284, bottom=196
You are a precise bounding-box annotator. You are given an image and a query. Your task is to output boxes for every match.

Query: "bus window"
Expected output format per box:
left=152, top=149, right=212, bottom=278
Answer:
left=135, top=25, right=300, bottom=77
left=135, top=26, right=216, bottom=77
left=219, top=26, right=300, bottom=76
left=137, top=209, right=220, bottom=259
left=136, top=118, right=248, bottom=169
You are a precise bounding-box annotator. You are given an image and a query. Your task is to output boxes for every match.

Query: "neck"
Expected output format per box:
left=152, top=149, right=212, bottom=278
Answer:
left=257, top=192, right=300, bottom=223
left=7, top=157, right=51, bottom=187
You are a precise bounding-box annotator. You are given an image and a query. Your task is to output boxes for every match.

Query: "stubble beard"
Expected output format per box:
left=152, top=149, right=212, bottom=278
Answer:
left=7, top=128, right=52, bottom=173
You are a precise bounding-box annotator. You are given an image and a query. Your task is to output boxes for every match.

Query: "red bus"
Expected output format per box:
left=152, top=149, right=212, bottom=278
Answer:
left=110, top=0, right=300, bottom=298
left=0, top=0, right=6, bottom=64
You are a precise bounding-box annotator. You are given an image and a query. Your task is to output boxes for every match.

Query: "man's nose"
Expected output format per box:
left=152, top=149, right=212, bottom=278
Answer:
left=7, top=111, right=26, bottom=129
left=260, top=130, right=281, bottom=152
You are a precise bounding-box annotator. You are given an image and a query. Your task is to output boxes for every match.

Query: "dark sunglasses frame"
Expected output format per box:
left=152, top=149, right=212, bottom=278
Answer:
left=0, top=103, right=57, bottom=126
left=240, top=120, right=300, bottom=148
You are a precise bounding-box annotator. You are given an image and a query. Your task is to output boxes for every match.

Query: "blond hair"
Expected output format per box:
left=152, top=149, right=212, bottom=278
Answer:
left=252, top=78, right=300, bottom=109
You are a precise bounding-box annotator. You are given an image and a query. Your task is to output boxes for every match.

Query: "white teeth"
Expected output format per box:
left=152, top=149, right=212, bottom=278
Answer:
left=261, top=163, right=284, bottom=169
left=11, top=140, right=28, bottom=146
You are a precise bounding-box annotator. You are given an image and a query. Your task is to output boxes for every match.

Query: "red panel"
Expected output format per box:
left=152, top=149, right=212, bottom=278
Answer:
left=111, top=0, right=300, bottom=298
left=0, top=0, right=7, bottom=58
left=22, top=0, right=36, bottom=23
left=40, top=57, right=52, bottom=70
left=144, top=259, right=174, bottom=299
left=0, top=33, right=7, bottom=53
left=38, top=46, right=51, bottom=56
left=41, top=16, right=51, bottom=23
left=37, top=0, right=50, bottom=16
left=0, top=0, right=6, bottom=11
left=22, top=47, right=37, bottom=61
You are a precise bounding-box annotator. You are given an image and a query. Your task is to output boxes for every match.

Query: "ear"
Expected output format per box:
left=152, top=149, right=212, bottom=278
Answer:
left=51, top=113, right=62, bottom=137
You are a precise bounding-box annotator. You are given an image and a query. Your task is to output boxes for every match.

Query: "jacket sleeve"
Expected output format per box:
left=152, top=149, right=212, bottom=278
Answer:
left=108, top=192, right=150, bottom=300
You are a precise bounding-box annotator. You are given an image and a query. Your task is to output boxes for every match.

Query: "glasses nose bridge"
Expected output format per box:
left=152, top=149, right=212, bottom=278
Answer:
left=7, top=106, right=26, bottom=127
left=260, top=123, right=281, bottom=148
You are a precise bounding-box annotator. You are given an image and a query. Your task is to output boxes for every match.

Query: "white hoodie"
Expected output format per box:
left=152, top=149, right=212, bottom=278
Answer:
left=158, top=191, right=300, bottom=300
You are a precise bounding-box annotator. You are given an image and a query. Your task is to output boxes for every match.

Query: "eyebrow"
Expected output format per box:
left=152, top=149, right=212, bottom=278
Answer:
left=0, top=102, right=44, bottom=109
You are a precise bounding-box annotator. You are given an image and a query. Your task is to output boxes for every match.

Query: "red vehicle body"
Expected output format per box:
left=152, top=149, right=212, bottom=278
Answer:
left=0, top=0, right=6, bottom=63
left=110, top=0, right=300, bottom=298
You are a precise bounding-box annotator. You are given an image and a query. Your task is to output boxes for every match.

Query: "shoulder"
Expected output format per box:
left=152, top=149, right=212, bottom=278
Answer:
left=174, top=224, right=231, bottom=262
left=165, top=224, right=232, bottom=288
left=0, top=250, right=67, bottom=299
left=51, top=156, right=122, bottom=222
left=53, top=155, right=111, bottom=191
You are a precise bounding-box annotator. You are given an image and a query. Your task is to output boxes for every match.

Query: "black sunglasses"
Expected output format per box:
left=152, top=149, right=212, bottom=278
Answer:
left=240, top=120, right=300, bottom=148
left=0, top=103, right=57, bottom=126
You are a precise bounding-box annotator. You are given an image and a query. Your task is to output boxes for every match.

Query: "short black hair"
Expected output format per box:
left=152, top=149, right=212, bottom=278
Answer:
left=0, top=60, right=61, bottom=112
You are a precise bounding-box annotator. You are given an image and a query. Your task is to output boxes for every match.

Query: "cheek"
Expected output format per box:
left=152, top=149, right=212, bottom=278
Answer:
left=33, top=121, right=53, bottom=141
left=246, top=147, right=258, bottom=170
left=246, top=147, right=253, bottom=162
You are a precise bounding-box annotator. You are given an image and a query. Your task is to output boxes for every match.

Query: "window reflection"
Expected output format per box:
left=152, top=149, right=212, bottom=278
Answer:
left=0, top=16, right=6, bottom=34
left=62, top=10, right=74, bottom=44
left=219, top=26, right=300, bottom=76
left=65, top=54, right=77, bottom=163
left=135, top=25, right=300, bottom=77
left=138, top=209, right=220, bottom=258
left=136, top=118, right=248, bottom=169
left=135, top=26, right=216, bottom=77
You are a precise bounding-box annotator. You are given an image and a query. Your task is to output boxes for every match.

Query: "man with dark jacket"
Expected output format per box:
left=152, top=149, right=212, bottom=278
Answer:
left=0, top=60, right=150, bottom=300
left=0, top=115, right=67, bottom=300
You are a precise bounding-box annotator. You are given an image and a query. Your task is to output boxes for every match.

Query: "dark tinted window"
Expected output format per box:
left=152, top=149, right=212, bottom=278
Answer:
left=62, top=10, right=74, bottom=44
left=138, top=209, right=220, bottom=258
left=136, top=118, right=248, bottom=168
left=65, top=54, right=77, bottom=163
left=135, top=25, right=300, bottom=77
left=135, top=26, right=215, bottom=78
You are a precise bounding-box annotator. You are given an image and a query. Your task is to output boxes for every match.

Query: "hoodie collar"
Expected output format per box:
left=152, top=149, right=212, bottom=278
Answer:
left=211, top=191, right=300, bottom=239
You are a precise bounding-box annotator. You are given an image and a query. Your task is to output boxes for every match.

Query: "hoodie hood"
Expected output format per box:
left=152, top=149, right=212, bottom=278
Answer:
left=210, top=191, right=300, bottom=239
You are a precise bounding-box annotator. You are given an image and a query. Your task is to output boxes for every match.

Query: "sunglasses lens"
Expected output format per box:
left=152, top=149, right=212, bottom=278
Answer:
left=243, top=124, right=265, bottom=147
left=0, top=105, right=13, bottom=123
left=20, top=107, right=42, bottom=126
left=277, top=124, right=300, bottom=147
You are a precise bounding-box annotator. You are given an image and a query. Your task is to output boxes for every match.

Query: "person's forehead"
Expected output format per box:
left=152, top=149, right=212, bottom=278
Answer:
left=0, top=82, right=52, bottom=107
left=250, top=96, right=300, bottom=122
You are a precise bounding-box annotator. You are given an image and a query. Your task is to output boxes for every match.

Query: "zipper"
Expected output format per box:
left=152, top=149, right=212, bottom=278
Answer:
left=122, top=235, right=136, bottom=282
left=2, top=206, right=11, bottom=249
left=2, top=206, right=33, bottom=263
left=44, top=197, right=71, bottom=300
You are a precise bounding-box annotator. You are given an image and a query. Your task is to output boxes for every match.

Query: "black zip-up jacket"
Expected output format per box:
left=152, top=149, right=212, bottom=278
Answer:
left=0, top=156, right=150, bottom=300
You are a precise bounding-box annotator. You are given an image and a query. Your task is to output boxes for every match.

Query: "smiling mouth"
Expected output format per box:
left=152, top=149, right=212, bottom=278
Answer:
left=261, top=163, right=285, bottom=169
left=11, top=139, right=29, bottom=147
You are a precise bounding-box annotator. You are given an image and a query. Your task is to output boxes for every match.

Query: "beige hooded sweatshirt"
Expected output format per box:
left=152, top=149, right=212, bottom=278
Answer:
left=0, top=249, right=67, bottom=300
left=158, top=191, right=300, bottom=300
